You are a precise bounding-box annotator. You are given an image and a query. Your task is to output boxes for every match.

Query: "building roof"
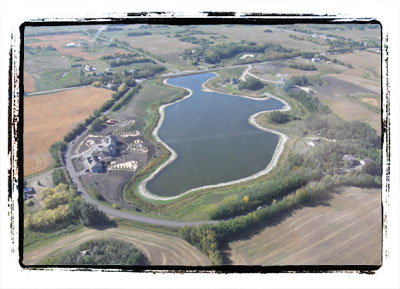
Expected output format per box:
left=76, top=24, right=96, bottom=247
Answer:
left=342, top=154, right=355, bottom=162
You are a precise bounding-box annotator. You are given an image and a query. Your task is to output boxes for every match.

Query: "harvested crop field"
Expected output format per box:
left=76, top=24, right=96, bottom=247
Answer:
left=25, top=33, right=98, bottom=60
left=24, top=71, right=36, bottom=93
left=319, top=94, right=381, bottom=132
left=317, top=76, right=376, bottom=97
left=23, top=225, right=211, bottom=266
left=361, top=97, right=380, bottom=108
left=327, top=71, right=380, bottom=94
left=121, top=34, right=198, bottom=56
left=24, top=87, right=112, bottom=176
left=314, top=76, right=381, bottom=132
left=227, top=186, right=382, bottom=266
left=332, top=51, right=381, bottom=75
left=200, top=25, right=328, bottom=52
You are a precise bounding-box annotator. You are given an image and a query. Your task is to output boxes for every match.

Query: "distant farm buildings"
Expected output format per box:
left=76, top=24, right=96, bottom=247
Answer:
left=84, top=65, right=96, bottom=72
left=23, top=187, right=36, bottom=200
left=67, top=42, right=87, bottom=48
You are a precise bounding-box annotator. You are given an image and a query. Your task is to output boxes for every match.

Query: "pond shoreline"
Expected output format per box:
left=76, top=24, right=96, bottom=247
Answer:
left=137, top=73, right=290, bottom=201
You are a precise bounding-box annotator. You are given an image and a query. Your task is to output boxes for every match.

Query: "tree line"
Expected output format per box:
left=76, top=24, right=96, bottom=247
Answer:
left=24, top=184, right=114, bottom=232
left=179, top=172, right=380, bottom=265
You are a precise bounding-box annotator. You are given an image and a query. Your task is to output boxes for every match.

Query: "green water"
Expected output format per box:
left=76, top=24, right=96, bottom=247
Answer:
left=147, top=73, right=284, bottom=197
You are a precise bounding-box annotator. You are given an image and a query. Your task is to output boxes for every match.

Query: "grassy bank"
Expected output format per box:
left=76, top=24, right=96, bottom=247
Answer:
left=114, top=71, right=309, bottom=221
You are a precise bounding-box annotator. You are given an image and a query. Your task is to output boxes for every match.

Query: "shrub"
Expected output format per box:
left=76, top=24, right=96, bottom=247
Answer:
left=45, top=239, right=146, bottom=265
left=238, top=76, right=264, bottom=90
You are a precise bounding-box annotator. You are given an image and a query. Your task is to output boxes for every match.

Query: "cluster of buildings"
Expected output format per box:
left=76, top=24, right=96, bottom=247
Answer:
left=66, top=42, right=88, bottom=48
left=23, top=187, right=36, bottom=200
left=83, top=135, right=119, bottom=173
left=81, top=120, right=148, bottom=174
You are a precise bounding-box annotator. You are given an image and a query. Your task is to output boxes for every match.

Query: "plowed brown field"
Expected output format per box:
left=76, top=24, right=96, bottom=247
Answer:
left=23, top=225, right=211, bottom=266
left=227, top=186, right=382, bottom=265
left=24, top=87, right=112, bottom=176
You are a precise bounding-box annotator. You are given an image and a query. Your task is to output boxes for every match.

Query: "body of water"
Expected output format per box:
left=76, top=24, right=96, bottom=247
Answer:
left=146, top=73, right=284, bottom=197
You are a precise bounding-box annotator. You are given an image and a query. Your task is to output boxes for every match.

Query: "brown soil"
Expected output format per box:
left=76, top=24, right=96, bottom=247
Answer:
left=332, top=50, right=381, bottom=76
left=23, top=225, right=211, bottom=266
left=227, top=186, right=382, bottom=265
left=25, top=33, right=126, bottom=61
left=361, top=97, right=380, bottom=108
left=121, top=34, right=198, bottom=56
left=25, top=33, right=95, bottom=60
left=24, top=87, right=113, bottom=176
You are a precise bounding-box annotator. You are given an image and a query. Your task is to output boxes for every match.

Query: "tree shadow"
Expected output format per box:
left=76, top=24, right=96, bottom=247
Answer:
left=219, top=186, right=344, bottom=264
left=86, top=219, right=118, bottom=231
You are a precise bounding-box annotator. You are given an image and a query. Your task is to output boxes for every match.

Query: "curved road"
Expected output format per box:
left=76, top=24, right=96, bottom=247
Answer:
left=63, top=58, right=293, bottom=227
left=65, top=138, right=217, bottom=228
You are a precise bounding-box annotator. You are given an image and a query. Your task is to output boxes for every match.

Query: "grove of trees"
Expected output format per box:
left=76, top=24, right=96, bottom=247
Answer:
left=238, top=76, right=264, bottom=90
left=24, top=184, right=113, bottom=232
left=44, top=239, right=146, bottom=266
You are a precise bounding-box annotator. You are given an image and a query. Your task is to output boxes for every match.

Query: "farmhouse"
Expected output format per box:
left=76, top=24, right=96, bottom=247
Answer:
left=311, top=57, right=321, bottom=63
left=106, top=83, right=117, bottom=90
left=360, top=158, right=372, bottom=166
left=342, top=154, right=355, bottom=162
left=101, top=135, right=118, bottom=157
left=66, top=42, right=76, bottom=48
left=86, top=156, right=103, bottom=173
left=342, top=154, right=360, bottom=168
left=23, top=187, right=36, bottom=200
left=84, top=65, right=96, bottom=72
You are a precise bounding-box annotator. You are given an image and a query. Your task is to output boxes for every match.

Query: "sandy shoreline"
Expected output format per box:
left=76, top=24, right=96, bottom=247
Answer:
left=137, top=73, right=291, bottom=201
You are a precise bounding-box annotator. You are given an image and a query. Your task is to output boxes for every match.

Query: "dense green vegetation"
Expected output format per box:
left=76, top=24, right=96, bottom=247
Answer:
left=283, top=76, right=331, bottom=114
left=289, top=63, right=317, bottom=71
left=238, top=76, right=264, bottom=90
left=127, top=31, right=152, bottom=37
left=180, top=171, right=380, bottom=265
left=24, top=184, right=113, bottom=232
left=42, top=239, right=146, bottom=266
left=52, top=168, right=73, bottom=187
left=183, top=41, right=300, bottom=65
left=210, top=168, right=318, bottom=220
left=175, top=63, right=382, bottom=264
left=111, top=84, right=141, bottom=111
left=101, top=52, right=156, bottom=67
left=179, top=36, right=214, bottom=46
left=49, top=141, right=66, bottom=167
left=268, top=111, right=292, bottom=124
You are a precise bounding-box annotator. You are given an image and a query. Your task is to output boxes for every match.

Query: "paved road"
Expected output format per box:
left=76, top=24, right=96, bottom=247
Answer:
left=65, top=143, right=218, bottom=228
left=24, top=85, right=91, bottom=96
left=62, top=58, right=294, bottom=227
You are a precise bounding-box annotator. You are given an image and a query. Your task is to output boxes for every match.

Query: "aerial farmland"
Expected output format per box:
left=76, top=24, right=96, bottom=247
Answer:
left=22, top=21, right=382, bottom=269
